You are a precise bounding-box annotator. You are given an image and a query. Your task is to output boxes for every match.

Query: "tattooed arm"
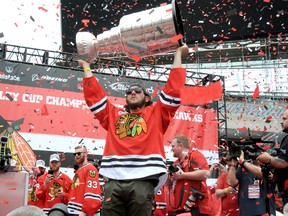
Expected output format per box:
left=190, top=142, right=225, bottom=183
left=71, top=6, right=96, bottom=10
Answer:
left=257, top=152, right=288, bottom=169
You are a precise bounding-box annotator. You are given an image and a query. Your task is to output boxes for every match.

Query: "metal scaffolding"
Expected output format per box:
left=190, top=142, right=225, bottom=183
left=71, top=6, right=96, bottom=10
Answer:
left=0, top=43, right=228, bottom=144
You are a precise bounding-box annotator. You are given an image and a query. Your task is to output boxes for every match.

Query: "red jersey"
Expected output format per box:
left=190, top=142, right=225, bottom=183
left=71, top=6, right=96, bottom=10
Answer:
left=83, top=68, right=186, bottom=191
left=216, top=172, right=239, bottom=216
left=169, top=149, right=213, bottom=215
left=27, top=172, right=46, bottom=208
left=154, top=185, right=168, bottom=216
left=68, top=163, right=102, bottom=216
left=36, top=172, right=72, bottom=214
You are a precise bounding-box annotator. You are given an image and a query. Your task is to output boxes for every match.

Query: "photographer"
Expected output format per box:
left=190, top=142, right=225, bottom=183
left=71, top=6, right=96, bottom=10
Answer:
left=227, top=150, right=276, bottom=216
left=167, top=134, right=213, bottom=216
left=215, top=154, right=239, bottom=216
left=257, top=109, right=288, bottom=207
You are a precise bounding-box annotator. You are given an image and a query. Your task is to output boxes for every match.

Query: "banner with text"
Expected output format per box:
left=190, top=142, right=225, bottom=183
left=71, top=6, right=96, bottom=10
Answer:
left=0, top=61, right=218, bottom=171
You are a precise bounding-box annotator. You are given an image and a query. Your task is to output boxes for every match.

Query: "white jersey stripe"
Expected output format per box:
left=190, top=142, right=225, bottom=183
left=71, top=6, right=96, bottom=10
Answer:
left=159, top=91, right=181, bottom=107
left=89, top=96, right=107, bottom=114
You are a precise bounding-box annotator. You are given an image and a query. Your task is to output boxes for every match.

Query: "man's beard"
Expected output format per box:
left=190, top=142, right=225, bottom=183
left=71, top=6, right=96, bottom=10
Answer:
left=126, top=98, right=146, bottom=111
left=50, top=167, right=60, bottom=172
left=37, top=171, right=45, bottom=177
left=75, top=156, right=85, bottom=165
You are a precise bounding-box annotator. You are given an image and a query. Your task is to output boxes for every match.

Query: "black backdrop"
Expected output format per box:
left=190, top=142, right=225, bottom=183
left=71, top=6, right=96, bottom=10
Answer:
left=61, top=0, right=288, bottom=53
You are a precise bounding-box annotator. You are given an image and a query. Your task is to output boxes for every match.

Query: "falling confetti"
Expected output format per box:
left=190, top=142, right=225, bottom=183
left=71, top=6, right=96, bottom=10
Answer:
left=252, top=85, right=260, bottom=100
left=6, top=93, right=14, bottom=101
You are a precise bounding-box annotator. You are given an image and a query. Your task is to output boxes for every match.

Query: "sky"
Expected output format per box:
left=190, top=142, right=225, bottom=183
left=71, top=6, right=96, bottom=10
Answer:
left=0, top=0, right=61, bottom=51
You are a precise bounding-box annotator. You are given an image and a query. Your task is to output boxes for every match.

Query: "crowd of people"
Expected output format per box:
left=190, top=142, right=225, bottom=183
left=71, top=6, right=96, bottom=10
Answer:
left=24, top=145, right=102, bottom=216
left=7, top=44, right=288, bottom=216
left=210, top=109, right=288, bottom=216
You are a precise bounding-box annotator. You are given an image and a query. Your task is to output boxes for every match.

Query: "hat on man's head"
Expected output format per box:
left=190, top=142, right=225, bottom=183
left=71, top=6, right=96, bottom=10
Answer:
left=36, top=159, right=45, bottom=168
left=49, top=154, right=60, bottom=162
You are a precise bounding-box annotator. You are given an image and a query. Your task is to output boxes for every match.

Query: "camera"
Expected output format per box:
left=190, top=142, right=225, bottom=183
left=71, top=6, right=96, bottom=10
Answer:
left=190, top=187, right=205, bottom=201
left=229, top=143, right=279, bottom=161
left=265, top=146, right=279, bottom=157
left=168, top=164, right=182, bottom=174
left=229, top=141, right=279, bottom=179
left=184, top=188, right=205, bottom=210
left=259, top=147, right=279, bottom=178
left=228, top=143, right=258, bottom=160
left=210, top=163, right=220, bottom=179
left=228, top=128, right=279, bottom=161
left=228, top=143, right=242, bottom=159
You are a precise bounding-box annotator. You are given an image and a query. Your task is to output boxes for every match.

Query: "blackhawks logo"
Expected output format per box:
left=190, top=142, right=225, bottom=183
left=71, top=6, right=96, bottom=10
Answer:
left=48, top=182, right=63, bottom=198
left=115, top=114, right=148, bottom=139
left=89, top=170, right=96, bottom=178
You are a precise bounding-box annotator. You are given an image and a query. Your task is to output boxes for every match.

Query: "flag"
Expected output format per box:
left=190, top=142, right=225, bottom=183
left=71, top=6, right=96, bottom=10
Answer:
left=252, top=84, right=260, bottom=100
left=180, top=81, right=223, bottom=105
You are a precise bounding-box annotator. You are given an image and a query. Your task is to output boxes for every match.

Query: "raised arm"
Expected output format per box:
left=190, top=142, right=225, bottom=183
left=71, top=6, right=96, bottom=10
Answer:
left=157, top=44, right=189, bottom=131
left=78, top=60, right=93, bottom=78
left=78, top=59, right=111, bottom=131
left=238, top=151, right=263, bottom=178
left=257, top=152, right=288, bottom=169
left=226, top=158, right=239, bottom=187
left=172, top=44, right=189, bottom=68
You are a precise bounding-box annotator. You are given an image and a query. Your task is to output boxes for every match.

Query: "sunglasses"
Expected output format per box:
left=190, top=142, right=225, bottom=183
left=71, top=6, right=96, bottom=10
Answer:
left=73, top=152, right=85, bottom=156
left=126, top=87, right=143, bottom=95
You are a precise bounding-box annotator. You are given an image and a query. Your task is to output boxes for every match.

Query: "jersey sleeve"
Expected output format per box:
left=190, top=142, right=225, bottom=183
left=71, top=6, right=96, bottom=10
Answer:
left=35, top=173, right=47, bottom=200
left=83, top=75, right=114, bottom=130
left=63, top=175, right=73, bottom=204
left=156, top=68, right=186, bottom=131
left=81, top=166, right=102, bottom=215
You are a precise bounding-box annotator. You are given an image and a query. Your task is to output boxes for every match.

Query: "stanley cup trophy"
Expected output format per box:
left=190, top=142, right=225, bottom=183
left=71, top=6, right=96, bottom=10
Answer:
left=76, top=0, right=185, bottom=62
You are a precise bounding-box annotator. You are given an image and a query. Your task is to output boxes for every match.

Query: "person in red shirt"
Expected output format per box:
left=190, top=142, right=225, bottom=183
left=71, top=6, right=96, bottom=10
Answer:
left=167, top=134, right=213, bottom=216
left=153, top=184, right=168, bottom=216
left=215, top=156, right=239, bottom=216
left=68, top=145, right=102, bottom=216
left=77, top=44, right=189, bottom=216
left=28, top=159, right=46, bottom=208
left=36, top=154, right=72, bottom=215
